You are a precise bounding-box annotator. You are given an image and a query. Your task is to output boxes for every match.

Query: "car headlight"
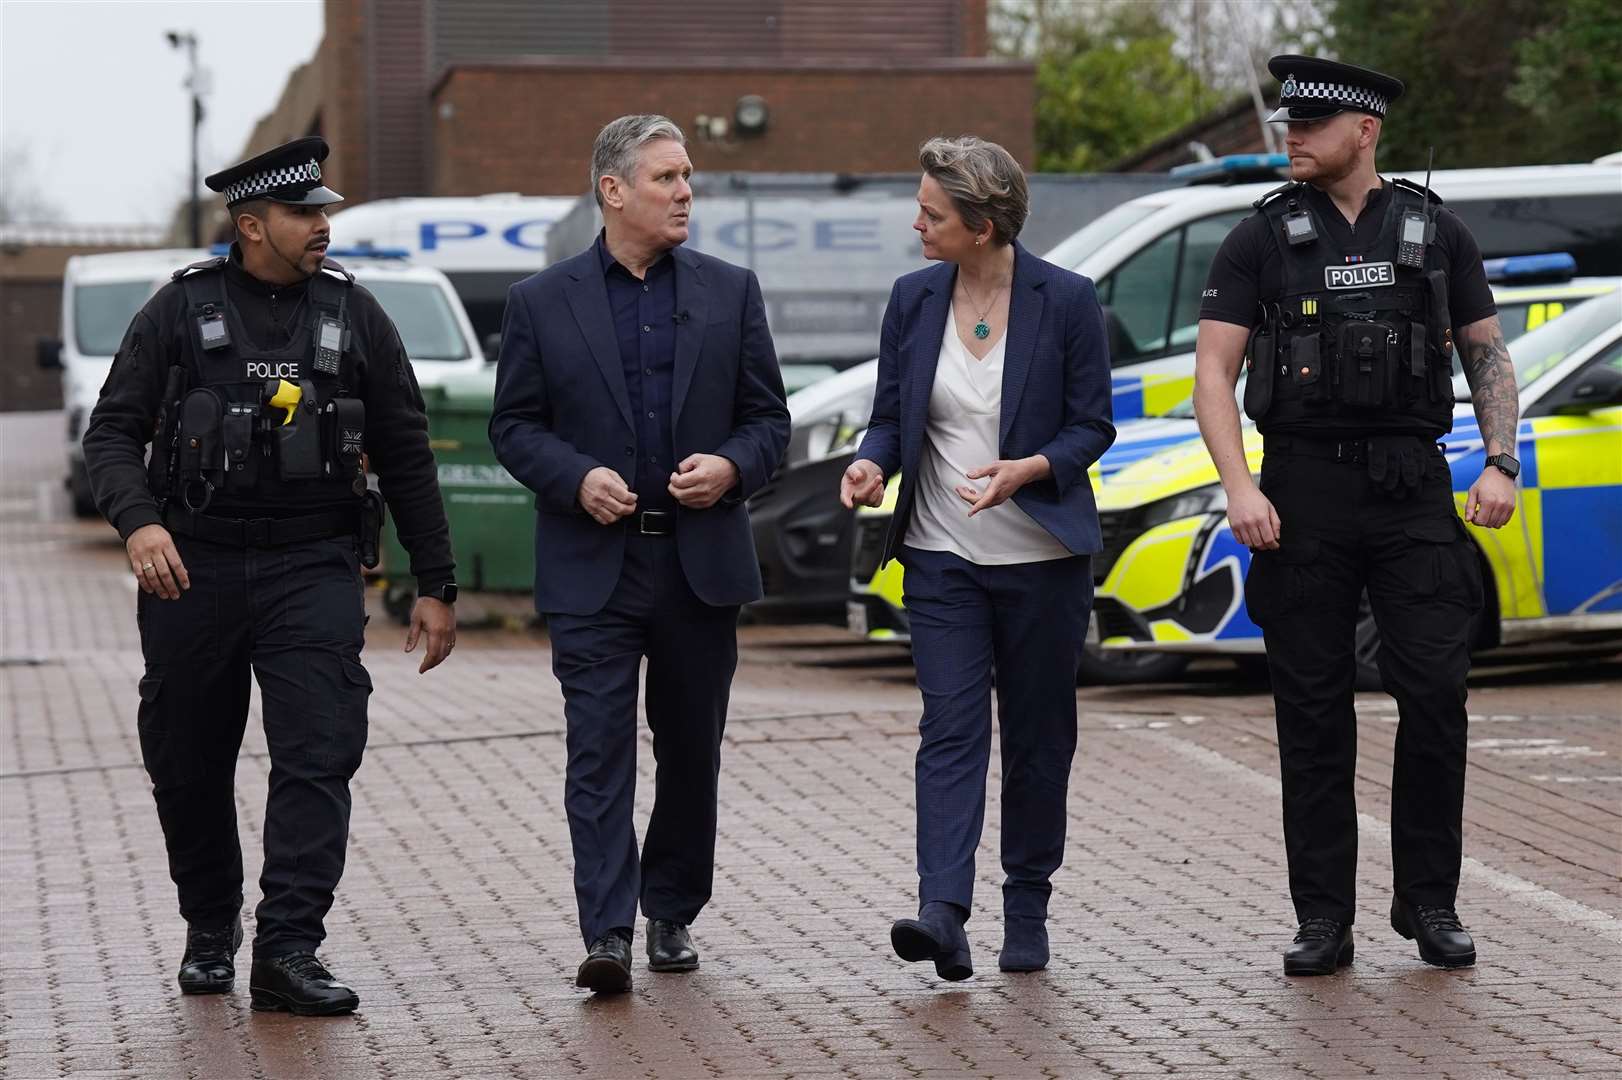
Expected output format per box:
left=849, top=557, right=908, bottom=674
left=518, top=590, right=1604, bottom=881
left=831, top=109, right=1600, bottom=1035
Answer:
left=1138, top=483, right=1227, bottom=529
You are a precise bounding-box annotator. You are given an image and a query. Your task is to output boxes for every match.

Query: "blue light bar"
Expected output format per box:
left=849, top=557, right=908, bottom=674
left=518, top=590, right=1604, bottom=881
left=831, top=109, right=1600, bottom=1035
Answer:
left=1483, top=252, right=1577, bottom=283
left=207, top=244, right=411, bottom=260
left=1169, top=153, right=1291, bottom=184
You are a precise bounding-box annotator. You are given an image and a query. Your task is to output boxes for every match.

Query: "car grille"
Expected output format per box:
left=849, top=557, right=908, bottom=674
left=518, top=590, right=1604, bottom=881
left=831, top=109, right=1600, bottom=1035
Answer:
left=1092, top=596, right=1147, bottom=642
left=850, top=515, right=890, bottom=582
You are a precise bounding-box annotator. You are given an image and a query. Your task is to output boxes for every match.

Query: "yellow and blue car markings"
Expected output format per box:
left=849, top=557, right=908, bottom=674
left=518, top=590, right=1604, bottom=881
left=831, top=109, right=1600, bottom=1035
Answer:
left=1111, top=370, right=1197, bottom=423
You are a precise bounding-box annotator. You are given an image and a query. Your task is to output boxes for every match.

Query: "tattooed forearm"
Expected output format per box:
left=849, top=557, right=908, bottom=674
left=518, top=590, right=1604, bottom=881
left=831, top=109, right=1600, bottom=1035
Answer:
left=1459, top=315, right=1518, bottom=455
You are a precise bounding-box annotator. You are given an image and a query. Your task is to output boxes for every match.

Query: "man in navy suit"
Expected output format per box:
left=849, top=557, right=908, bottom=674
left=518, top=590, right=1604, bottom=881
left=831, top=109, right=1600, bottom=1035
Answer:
left=490, top=115, right=789, bottom=994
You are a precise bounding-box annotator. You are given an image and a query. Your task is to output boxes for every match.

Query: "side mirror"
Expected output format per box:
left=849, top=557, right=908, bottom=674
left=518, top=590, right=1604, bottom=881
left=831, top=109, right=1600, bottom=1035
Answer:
left=482, top=332, right=502, bottom=362
left=36, top=337, right=63, bottom=370
left=1552, top=364, right=1622, bottom=415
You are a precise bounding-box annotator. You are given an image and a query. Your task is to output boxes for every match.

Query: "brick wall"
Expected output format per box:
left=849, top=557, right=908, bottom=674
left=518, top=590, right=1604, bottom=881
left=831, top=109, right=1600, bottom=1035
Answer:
left=430, top=59, right=1035, bottom=197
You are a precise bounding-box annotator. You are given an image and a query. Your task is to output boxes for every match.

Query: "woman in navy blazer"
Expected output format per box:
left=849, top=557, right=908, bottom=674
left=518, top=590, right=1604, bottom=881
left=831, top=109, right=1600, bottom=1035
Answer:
left=840, top=137, right=1115, bottom=979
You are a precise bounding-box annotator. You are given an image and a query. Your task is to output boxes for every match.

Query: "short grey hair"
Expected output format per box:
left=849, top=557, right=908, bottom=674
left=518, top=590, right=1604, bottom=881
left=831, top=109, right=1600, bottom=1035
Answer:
left=591, top=114, right=687, bottom=209
left=918, top=135, right=1029, bottom=246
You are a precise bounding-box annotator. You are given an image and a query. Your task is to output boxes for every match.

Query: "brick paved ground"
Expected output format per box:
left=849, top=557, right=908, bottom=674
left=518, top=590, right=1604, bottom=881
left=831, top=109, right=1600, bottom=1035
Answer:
left=2, top=412, right=1619, bottom=1079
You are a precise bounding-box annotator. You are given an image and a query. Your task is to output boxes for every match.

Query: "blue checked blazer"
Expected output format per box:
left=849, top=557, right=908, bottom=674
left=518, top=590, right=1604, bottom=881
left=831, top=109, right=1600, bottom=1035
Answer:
left=855, top=242, right=1116, bottom=563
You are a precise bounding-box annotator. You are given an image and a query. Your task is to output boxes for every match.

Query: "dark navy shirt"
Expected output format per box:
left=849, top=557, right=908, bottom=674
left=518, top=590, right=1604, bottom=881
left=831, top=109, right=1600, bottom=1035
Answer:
left=597, top=232, right=678, bottom=512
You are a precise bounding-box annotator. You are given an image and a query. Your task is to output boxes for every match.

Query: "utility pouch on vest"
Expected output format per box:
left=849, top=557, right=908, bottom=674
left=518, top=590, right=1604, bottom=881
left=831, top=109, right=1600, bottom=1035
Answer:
left=358, top=488, right=384, bottom=569
left=326, top=396, right=367, bottom=494
left=1287, top=333, right=1328, bottom=404
left=1366, top=435, right=1424, bottom=500
left=222, top=403, right=260, bottom=488
left=1426, top=270, right=1454, bottom=402
left=276, top=379, right=325, bottom=481
left=1243, top=325, right=1275, bottom=420
left=1336, top=320, right=1394, bottom=408
left=177, top=388, right=224, bottom=512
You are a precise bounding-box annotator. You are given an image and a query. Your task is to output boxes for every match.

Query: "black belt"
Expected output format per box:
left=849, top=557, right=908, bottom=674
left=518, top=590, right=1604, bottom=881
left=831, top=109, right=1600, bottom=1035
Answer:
left=1263, top=435, right=1439, bottom=465
left=164, top=505, right=359, bottom=547
left=629, top=509, right=676, bottom=537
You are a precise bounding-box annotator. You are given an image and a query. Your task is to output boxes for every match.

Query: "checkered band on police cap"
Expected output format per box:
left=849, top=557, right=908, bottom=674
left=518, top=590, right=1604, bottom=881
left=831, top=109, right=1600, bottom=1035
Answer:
left=223, top=159, right=322, bottom=204
left=1280, top=75, right=1389, bottom=116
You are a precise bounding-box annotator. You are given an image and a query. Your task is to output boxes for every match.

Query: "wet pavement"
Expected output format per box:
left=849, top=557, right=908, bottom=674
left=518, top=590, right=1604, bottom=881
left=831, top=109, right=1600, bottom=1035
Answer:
left=2, top=411, right=1618, bottom=1079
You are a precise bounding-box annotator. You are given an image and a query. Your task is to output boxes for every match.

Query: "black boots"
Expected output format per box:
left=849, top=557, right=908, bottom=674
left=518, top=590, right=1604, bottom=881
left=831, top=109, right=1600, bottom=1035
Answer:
left=576, top=930, right=634, bottom=994
left=249, top=953, right=360, bottom=1016
left=1283, top=918, right=1354, bottom=976
left=177, top=919, right=243, bottom=994
left=891, top=901, right=972, bottom=981
left=1391, top=899, right=1476, bottom=968
left=646, top=919, right=699, bottom=973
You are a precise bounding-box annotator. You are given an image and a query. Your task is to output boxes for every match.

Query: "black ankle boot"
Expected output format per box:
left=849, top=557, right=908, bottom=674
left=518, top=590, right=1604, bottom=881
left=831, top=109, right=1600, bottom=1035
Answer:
left=177, top=918, right=243, bottom=994
left=891, top=901, right=972, bottom=981
left=249, top=953, right=359, bottom=1016
left=1391, top=899, right=1476, bottom=968
left=1283, top=918, right=1353, bottom=976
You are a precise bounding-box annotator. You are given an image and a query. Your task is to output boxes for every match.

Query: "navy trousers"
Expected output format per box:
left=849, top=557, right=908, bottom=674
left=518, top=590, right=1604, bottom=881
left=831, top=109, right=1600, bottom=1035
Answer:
left=546, top=534, right=740, bottom=946
left=899, top=545, right=1092, bottom=920
left=135, top=533, right=371, bottom=959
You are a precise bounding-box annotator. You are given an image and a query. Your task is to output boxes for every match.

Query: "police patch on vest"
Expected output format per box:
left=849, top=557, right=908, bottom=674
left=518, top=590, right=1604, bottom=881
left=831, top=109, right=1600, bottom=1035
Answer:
left=1324, top=262, right=1395, bottom=289
left=247, top=361, right=301, bottom=380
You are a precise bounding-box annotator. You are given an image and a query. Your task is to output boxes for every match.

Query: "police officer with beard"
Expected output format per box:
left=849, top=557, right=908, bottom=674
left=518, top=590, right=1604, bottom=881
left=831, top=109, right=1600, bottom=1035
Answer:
left=84, top=136, right=458, bottom=1015
left=1193, top=58, right=1519, bottom=976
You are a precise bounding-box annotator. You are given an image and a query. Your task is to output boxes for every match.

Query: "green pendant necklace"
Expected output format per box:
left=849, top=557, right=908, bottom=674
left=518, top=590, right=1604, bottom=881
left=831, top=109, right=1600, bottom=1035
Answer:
left=959, top=276, right=1006, bottom=341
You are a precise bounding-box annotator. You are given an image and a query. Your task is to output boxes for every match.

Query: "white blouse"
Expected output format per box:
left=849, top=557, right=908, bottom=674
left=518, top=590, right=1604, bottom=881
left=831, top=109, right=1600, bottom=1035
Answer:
left=906, top=303, right=1074, bottom=566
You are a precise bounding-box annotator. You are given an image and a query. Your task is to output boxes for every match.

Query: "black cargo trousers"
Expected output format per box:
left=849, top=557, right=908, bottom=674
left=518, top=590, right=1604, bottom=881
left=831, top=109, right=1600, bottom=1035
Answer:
left=1245, top=435, right=1484, bottom=925
left=135, top=529, right=372, bottom=959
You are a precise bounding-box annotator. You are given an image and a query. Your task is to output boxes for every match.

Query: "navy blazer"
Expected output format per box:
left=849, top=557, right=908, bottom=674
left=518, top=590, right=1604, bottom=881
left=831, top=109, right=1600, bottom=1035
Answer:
left=490, top=243, right=789, bottom=616
left=856, top=243, right=1116, bottom=563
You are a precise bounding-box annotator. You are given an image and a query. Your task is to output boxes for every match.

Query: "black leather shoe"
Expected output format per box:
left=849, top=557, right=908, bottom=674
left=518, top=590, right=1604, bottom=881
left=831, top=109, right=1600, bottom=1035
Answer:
left=1391, top=899, right=1476, bottom=968
left=891, top=901, right=973, bottom=981
left=646, top=918, right=699, bottom=972
left=576, top=931, right=633, bottom=994
left=998, top=915, right=1049, bottom=973
left=177, top=919, right=243, bottom=994
left=249, top=953, right=360, bottom=1016
left=1283, top=918, right=1353, bottom=976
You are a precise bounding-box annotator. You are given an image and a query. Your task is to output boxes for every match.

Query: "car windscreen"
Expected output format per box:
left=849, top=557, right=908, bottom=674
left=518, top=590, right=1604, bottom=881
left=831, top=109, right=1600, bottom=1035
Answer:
left=1502, top=288, right=1622, bottom=389
left=74, top=281, right=157, bottom=356
left=364, top=281, right=470, bottom=361
left=1042, top=201, right=1162, bottom=270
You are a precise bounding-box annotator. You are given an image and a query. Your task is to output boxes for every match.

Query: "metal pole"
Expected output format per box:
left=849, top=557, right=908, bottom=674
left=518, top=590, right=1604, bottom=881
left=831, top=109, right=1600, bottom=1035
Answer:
left=1223, top=0, right=1279, bottom=154
left=188, top=35, right=200, bottom=248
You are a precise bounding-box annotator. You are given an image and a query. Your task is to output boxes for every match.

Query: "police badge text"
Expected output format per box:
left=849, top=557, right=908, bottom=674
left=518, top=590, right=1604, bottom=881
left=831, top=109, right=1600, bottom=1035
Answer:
left=1324, top=262, right=1395, bottom=289
left=246, top=361, right=301, bottom=379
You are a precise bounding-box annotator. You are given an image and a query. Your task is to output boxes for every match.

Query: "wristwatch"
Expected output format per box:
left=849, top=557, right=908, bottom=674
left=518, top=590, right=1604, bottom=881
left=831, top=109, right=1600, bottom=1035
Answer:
left=424, top=582, right=458, bottom=604
left=1484, top=453, right=1520, bottom=480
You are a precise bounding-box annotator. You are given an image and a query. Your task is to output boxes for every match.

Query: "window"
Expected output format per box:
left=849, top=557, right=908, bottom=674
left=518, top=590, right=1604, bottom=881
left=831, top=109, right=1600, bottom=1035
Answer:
left=73, top=281, right=158, bottom=356
left=364, top=281, right=469, bottom=361
left=1097, top=211, right=1247, bottom=367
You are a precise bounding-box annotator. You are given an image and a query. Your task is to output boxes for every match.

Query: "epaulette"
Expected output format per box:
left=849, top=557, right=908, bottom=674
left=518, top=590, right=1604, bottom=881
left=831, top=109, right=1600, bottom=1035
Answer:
left=1391, top=176, right=1445, bottom=205
left=318, top=258, right=356, bottom=285
left=170, top=255, right=228, bottom=281
left=1252, top=181, right=1305, bottom=211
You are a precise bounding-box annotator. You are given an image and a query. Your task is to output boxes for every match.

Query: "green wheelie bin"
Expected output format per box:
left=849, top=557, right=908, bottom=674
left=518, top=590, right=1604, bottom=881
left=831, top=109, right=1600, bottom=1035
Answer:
left=378, top=366, right=535, bottom=622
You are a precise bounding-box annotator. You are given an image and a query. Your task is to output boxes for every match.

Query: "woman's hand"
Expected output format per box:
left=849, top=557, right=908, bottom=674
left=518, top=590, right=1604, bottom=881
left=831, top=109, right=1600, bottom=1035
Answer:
left=840, top=459, right=886, bottom=509
left=955, top=455, right=1050, bottom=516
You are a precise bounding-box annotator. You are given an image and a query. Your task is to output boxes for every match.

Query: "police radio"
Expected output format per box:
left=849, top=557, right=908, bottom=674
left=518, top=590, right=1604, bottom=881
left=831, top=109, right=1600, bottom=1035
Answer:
left=1397, top=147, right=1436, bottom=270
left=314, top=315, right=346, bottom=375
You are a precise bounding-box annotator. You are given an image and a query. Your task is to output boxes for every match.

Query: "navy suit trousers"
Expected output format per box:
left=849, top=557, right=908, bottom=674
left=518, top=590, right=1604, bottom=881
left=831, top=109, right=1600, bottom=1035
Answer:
left=546, top=535, right=740, bottom=946
left=900, top=545, right=1092, bottom=919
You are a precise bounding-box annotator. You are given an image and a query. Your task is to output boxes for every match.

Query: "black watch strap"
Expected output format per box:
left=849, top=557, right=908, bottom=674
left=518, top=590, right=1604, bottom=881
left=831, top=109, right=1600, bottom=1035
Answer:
left=425, top=582, right=458, bottom=603
left=1485, top=453, right=1520, bottom=479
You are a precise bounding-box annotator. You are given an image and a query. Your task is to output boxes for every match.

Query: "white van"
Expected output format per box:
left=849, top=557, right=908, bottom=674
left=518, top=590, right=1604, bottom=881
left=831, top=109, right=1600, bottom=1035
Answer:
left=326, top=194, right=577, bottom=343
left=1042, top=158, right=1622, bottom=421
left=43, top=248, right=486, bottom=516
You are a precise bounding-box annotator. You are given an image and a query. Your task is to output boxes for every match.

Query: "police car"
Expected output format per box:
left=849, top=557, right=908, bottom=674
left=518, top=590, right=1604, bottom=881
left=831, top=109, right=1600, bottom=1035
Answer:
left=846, top=273, right=1619, bottom=684
left=40, top=248, right=486, bottom=517
left=1086, top=287, right=1622, bottom=689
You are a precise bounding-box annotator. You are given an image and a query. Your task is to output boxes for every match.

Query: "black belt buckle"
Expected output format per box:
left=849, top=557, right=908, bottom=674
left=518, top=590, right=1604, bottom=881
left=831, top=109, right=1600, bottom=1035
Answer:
left=1334, top=440, right=1366, bottom=464
left=637, top=510, right=674, bottom=536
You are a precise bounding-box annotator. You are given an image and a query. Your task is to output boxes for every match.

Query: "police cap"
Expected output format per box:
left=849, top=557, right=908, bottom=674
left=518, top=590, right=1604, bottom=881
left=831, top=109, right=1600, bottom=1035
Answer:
left=1266, top=55, right=1404, bottom=123
left=205, top=136, right=343, bottom=208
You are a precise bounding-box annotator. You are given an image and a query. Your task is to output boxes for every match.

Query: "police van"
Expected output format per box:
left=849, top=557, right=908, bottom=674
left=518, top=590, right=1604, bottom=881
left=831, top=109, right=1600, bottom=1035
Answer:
left=326, top=195, right=577, bottom=343
left=40, top=248, right=486, bottom=517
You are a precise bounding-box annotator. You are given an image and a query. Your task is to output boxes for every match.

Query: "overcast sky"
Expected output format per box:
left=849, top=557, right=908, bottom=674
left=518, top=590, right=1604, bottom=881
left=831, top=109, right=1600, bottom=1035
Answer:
left=1, top=0, right=324, bottom=227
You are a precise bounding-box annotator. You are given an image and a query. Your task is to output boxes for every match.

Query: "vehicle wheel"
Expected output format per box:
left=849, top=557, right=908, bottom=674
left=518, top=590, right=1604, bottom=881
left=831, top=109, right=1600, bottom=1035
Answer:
left=69, top=460, right=97, bottom=518
left=1354, top=591, right=1385, bottom=692
left=1076, top=643, right=1191, bottom=685
left=383, top=582, right=416, bottom=626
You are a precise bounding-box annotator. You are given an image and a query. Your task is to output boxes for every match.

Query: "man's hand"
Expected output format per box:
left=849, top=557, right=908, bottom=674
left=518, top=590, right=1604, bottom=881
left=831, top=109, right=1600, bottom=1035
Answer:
left=840, top=459, right=886, bottom=509
left=404, top=596, right=456, bottom=674
left=1465, top=467, right=1516, bottom=529
left=1227, top=483, right=1282, bottom=550
left=668, top=454, right=738, bottom=510
left=578, top=466, right=638, bottom=524
left=955, top=455, right=1049, bottom=517
left=126, top=524, right=190, bottom=599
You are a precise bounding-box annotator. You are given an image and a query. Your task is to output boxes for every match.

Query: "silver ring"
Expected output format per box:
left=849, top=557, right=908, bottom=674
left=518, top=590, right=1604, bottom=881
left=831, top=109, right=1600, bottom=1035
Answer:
left=141, top=562, right=155, bottom=570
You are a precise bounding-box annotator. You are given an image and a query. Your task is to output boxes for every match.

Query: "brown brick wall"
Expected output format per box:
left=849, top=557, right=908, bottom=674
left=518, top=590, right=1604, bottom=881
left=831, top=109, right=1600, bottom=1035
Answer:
left=430, top=60, right=1034, bottom=197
